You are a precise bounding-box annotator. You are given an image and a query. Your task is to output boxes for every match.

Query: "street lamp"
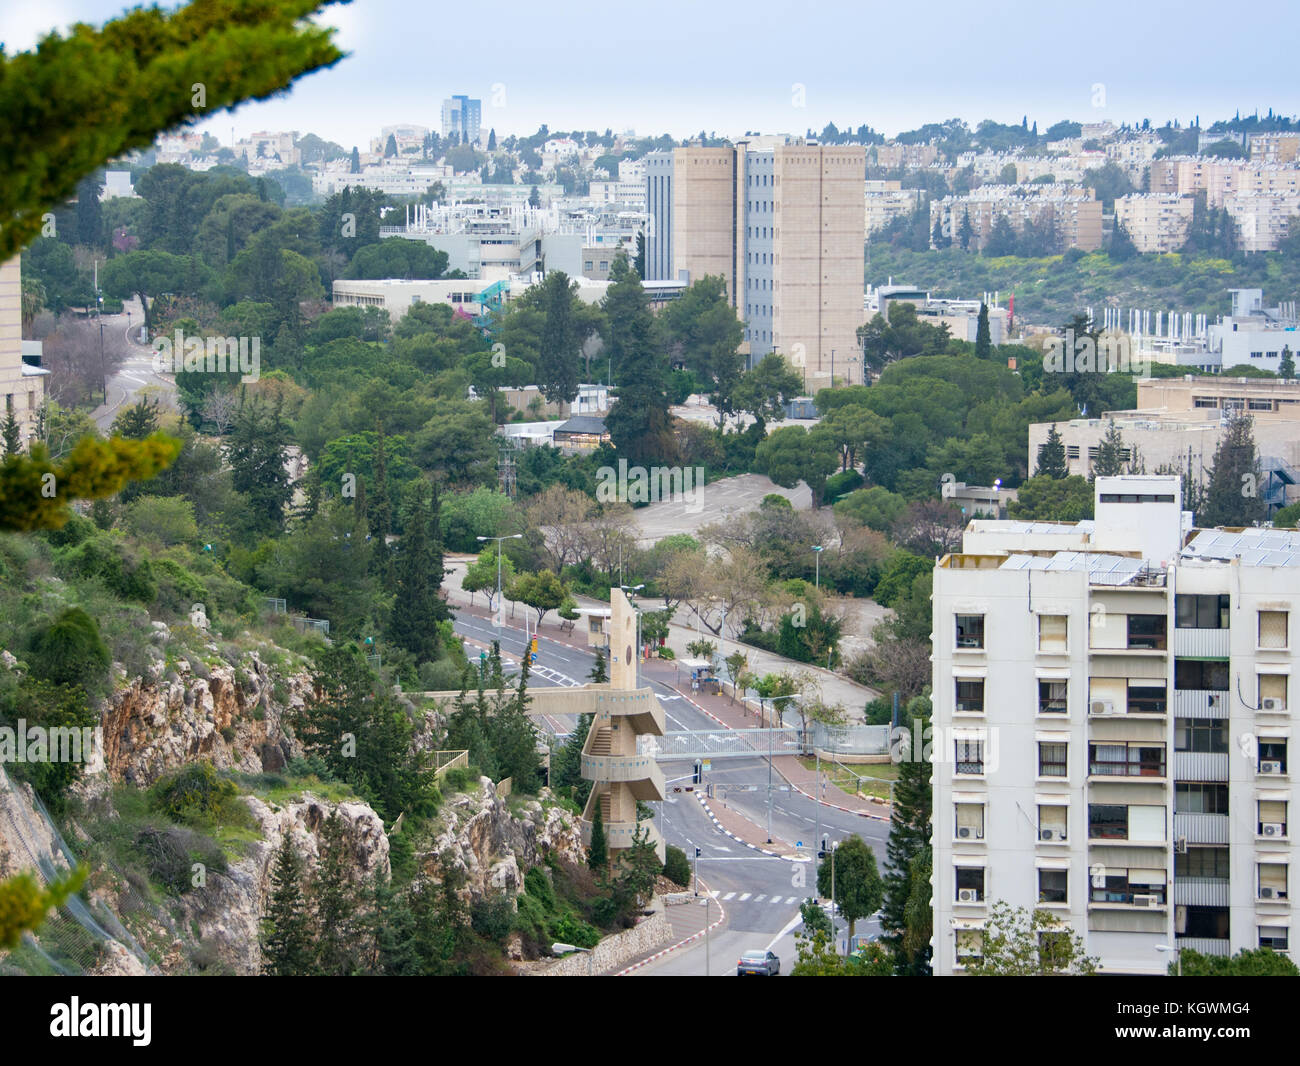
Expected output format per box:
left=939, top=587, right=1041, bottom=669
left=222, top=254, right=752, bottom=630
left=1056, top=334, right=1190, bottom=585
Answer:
left=811, top=544, right=824, bottom=589
left=477, top=534, right=522, bottom=623
left=754, top=692, right=801, bottom=844
left=551, top=941, right=593, bottom=976
left=1155, top=943, right=1182, bottom=977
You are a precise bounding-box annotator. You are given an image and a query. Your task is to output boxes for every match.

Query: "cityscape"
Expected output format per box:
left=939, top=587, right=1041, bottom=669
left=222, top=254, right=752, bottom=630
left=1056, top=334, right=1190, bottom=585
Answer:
left=2, top=0, right=1300, bottom=1030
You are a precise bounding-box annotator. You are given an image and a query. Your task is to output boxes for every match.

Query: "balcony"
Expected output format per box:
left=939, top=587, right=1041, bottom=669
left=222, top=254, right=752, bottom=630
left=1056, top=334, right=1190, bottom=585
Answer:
left=581, top=753, right=665, bottom=800
left=1175, top=937, right=1231, bottom=957
left=1174, top=628, right=1230, bottom=658
left=580, top=814, right=663, bottom=852
left=1174, top=751, right=1229, bottom=782
left=1173, top=689, right=1229, bottom=719
left=1174, top=877, right=1230, bottom=908
left=592, top=688, right=665, bottom=736
left=1174, top=812, right=1229, bottom=845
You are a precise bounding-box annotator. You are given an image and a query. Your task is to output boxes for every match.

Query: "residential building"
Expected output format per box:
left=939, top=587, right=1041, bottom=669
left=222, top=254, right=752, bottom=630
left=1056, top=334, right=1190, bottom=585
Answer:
left=644, top=140, right=867, bottom=385
left=865, top=180, right=923, bottom=239
left=1250, top=133, right=1300, bottom=165
left=1115, top=194, right=1196, bottom=253
left=441, top=95, right=482, bottom=144
left=870, top=284, right=1009, bottom=346
left=0, top=257, right=47, bottom=450
left=1223, top=192, right=1300, bottom=252
left=931, top=184, right=1103, bottom=252
left=933, top=475, right=1300, bottom=974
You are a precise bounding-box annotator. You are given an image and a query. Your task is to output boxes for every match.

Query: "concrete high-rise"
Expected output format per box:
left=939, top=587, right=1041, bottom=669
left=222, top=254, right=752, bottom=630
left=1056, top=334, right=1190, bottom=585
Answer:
left=440, top=95, right=481, bottom=145
left=645, top=140, right=866, bottom=387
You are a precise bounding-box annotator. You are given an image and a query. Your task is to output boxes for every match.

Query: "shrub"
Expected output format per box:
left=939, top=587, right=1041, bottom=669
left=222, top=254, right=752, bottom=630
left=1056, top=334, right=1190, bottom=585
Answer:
left=123, top=496, right=198, bottom=547
left=28, top=607, right=111, bottom=691
left=823, top=469, right=864, bottom=504
left=663, top=845, right=691, bottom=888
left=470, top=895, right=515, bottom=942
left=150, top=763, right=244, bottom=827
left=550, top=912, right=600, bottom=949
left=132, top=824, right=227, bottom=895
left=55, top=535, right=157, bottom=603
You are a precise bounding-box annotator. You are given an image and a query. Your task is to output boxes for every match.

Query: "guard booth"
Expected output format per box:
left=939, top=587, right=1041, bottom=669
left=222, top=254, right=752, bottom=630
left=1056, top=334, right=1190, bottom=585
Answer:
left=575, top=607, right=611, bottom=651
left=680, top=657, right=720, bottom=696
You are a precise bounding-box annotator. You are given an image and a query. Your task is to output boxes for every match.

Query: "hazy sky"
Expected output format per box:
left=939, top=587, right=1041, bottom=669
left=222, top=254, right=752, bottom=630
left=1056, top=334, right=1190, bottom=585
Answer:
left=5, top=0, right=1298, bottom=148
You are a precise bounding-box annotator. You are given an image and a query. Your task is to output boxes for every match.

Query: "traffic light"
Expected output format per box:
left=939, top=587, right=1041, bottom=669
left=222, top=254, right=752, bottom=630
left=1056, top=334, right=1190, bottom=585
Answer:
left=695, top=847, right=701, bottom=859
left=693, top=760, right=702, bottom=784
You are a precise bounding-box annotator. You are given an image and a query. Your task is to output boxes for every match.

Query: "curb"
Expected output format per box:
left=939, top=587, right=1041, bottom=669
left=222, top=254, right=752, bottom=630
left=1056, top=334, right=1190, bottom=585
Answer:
left=614, top=883, right=727, bottom=976
left=696, top=793, right=782, bottom=857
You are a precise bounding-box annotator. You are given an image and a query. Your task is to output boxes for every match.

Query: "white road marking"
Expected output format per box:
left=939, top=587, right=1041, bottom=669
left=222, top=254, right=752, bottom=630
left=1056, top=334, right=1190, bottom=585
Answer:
left=722, top=892, right=736, bottom=901
left=755, top=894, right=767, bottom=902
left=738, top=893, right=751, bottom=901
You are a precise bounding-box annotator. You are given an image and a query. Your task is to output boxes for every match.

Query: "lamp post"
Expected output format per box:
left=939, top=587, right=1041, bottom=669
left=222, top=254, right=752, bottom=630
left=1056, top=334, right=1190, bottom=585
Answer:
left=755, top=692, right=801, bottom=844
left=1156, top=943, right=1182, bottom=977
left=551, top=941, right=593, bottom=976
left=476, top=533, right=522, bottom=623
left=811, top=544, right=824, bottom=589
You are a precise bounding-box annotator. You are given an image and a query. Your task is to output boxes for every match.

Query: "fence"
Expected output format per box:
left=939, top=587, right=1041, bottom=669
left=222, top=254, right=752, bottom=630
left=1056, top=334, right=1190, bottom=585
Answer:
left=647, top=727, right=804, bottom=761
left=290, top=616, right=331, bottom=637
left=433, top=750, right=469, bottom=777
left=263, top=597, right=287, bottom=615
left=810, top=722, right=892, bottom=757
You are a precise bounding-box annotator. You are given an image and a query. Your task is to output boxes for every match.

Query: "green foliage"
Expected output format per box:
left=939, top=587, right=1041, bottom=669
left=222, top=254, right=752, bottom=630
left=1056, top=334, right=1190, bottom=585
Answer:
left=662, top=845, right=691, bottom=888
left=963, top=900, right=1098, bottom=976
left=387, top=483, right=448, bottom=662
left=0, top=677, right=99, bottom=812
left=261, top=833, right=314, bottom=976
left=443, top=649, right=542, bottom=793
left=1199, top=412, right=1264, bottom=528
left=150, top=762, right=243, bottom=826
left=834, top=485, right=906, bottom=533
left=0, top=866, right=87, bottom=951
left=27, top=607, right=110, bottom=691
left=1036, top=424, right=1069, bottom=479
left=755, top=425, right=840, bottom=507
left=872, top=552, right=931, bottom=608
left=588, top=802, right=608, bottom=870
left=816, top=835, right=883, bottom=936
left=1174, top=947, right=1298, bottom=976
left=882, top=696, right=933, bottom=974
left=1007, top=475, right=1094, bottom=522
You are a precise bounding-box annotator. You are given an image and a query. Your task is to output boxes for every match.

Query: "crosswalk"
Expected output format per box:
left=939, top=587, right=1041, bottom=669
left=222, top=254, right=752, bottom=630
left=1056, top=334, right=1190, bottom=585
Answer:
left=711, top=891, right=803, bottom=905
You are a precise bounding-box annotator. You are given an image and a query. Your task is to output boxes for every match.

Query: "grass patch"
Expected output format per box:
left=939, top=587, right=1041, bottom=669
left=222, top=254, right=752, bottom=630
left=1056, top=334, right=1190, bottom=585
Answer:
left=799, top=756, right=896, bottom=801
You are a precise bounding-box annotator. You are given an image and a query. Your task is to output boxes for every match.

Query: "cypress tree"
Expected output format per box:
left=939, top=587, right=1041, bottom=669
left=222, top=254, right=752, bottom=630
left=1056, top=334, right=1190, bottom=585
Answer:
left=881, top=696, right=932, bottom=975
left=387, top=482, right=448, bottom=662
left=1091, top=419, right=1129, bottom=478
left=588, top=800, right=608, bottom=871
left=261, top=833, right=316, bottom=976
left=602, top=253, right=673, bottom=463
left=974, top=303, right=991, bottom=360
left=1036, top=423, right=1069, bottom=479
left=2, top=408, right=21, bottom=457
left=1200, top=412, right=1265, bottom=527
left=311, top=812, right=365, bottom=976
left=369, top=422, right=392, bottom=578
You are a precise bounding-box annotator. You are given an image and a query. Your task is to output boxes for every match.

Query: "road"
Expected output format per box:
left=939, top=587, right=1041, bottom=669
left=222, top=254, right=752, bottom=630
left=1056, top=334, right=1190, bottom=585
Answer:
left=451, top=611, right=887, bottom=975
left=90, top=304, right=175, bottom=432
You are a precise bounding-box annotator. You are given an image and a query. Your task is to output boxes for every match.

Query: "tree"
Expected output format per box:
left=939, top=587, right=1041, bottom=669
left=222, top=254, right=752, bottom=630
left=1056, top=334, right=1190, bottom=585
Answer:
left=1036, top=423, right=1068, bottom=479
left=1091, top=419, right=1129, bottom=478
left=1281, top=346, right=1296, bottom=382
left=1200, top=412, right=1265, bottom=527
left=1, top=409, right=20, bottom=457
left=110, top=397, right=160, bottom=441
left=816, top=834, right=883, bottom=939
left=261, top=833, right=315, bottom=976
left=509, top=569, right=569, bottom=629
left=312, top=811, right=367, bottom=975
left=0, top=867, right=87, bottom=952
left=588, top=650, right=608, bottom=684
left=755, top=425, right=840, bottom=507
left=603, top=254, right=673, bottom=462
left=733, top=353, right=804, bottom=433
left=1173, top=947, right=1299, bottom=976
left=536, top=271, right=581, bottom=403
left=388, top=482, right=449, bottom=662
left=588, top=802, right=608, bottom=870
left=99, top=249, right=206, bottom=333
left=462, top=546, right=515, bottom=613
left=791, top=930, right=893, bottom=976
left=350, top=146, right=361, bottom=173
left=225, top=395, right=292, bottom=535
left=550, top=712, right=593, bottom=805
left=1007, top=474, right=1094, bottom=522
left=958, top=208, right=974, bottom=251
left=974, top=303, right=991, bottom=360
left=881, top=695, right=933, bottom=974
left=963, top=901, right=1098, bottom=976
left=984, top=214, right=1018, bottom=256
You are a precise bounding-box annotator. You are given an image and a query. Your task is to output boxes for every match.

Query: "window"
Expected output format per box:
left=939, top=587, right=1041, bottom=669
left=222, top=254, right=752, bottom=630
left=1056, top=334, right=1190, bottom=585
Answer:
left=954, top=803, right=984, bottom=840
left=1038, top=869, right=1068, bottom=904
left=1038, top=614, right=1067, bottom=652
left=1174, top=718, right=1228, bottom=753
left=955, top=867, right=985, bottom=901
left=1258, top=863, right=1289, bottom=900
left=1128, top=683, right=1167, bottom=715
left=1089, top=742, right=1165, bottom=777
left=955, top=614, right=984, bottom=649
left=1038, top=742, right=1068, bottom=777
left=1127, top=614, right=1167, bottom=650
left=1259, top=610, right=1288, bottom=649
left=1038, top=680, right=1067, bottom=715
left=955, top=738, right=985, bottom=775
left=1088, top=804, right=1128, bottom=839
left=1175, top=659, right=1229, bottom=691
left=955, top=929, right=982, bottom=961
left=1039, top=805, right=1068, bottom=841
left=1175, top=782, right=1230, bottom=814
left=955, top=680, right=985, bottom=714
left=1259, top=674, right=1287, bottom=711
left=1259, top=926, right=1290, bottom=951
left=1259, top=799, right=1288, bottom=837
left=1258, top=739, right=1288, bottom=774
left=1182, top=905, right=1227, bottom=938
left=1175, top=847, right=1229, bottom=879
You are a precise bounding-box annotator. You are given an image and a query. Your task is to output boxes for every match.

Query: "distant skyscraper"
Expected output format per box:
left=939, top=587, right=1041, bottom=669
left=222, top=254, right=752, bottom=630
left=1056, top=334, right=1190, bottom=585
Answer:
left=441, top=95, right=482, bottom=145
left=645, top=139, right=866, bottom=386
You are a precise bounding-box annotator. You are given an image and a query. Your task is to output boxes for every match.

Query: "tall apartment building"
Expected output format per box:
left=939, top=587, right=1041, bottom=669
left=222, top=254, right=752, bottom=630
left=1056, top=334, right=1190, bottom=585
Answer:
left=440, top=95, right=481, bottom=144
left=931, top=184, right=1103, bottom=252
left=0, top=256, right=46, bottom=450
left=1149, top=157, right=1300, bottom=208
left=1250, top=133, right=1300, bottom=165
left=644, top=140, right=866, bottom=384
left=1114, top=193, right=1195, bottom=253
left=932, top=476, right=1299, bottom=974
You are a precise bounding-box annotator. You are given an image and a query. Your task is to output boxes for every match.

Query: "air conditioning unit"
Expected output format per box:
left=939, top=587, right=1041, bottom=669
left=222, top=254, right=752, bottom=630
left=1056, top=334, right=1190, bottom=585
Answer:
left=957, top=889, right=979, bottom=903
left=1040, top=828, right=1063, bottom=841
left=1262, top=698, right=1283, bottom=712
left=1174, top=836, right=1188, bottom=854
left=1262, top=823, right=1285, bottom=837
left=957, top=826, right=973, bottom=839
left=1132, top=894, right=1159, bottom=908
left=1207, top=693, right=1222, bottom=709
left=1260, top=887, right=1277, bottom=899
left=1090, top=699, right=1115, bottom=716
left=1260, top=760, right=1284, bottom=775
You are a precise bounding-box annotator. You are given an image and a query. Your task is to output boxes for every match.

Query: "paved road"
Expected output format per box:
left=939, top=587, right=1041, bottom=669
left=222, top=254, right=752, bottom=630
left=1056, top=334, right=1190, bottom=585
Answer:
left=90, top=305, right=175, bottom=431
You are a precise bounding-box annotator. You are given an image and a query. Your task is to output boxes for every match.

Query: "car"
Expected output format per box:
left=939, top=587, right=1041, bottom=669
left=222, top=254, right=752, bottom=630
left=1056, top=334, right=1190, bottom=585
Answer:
left=736, top=949, right=780, bottom=976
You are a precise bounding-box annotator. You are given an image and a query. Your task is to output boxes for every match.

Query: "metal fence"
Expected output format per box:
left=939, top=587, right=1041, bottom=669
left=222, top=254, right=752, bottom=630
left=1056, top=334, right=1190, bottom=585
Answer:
left=645, top=727, right=804, bottom=761
left=810, top=722, right=892, bottom=757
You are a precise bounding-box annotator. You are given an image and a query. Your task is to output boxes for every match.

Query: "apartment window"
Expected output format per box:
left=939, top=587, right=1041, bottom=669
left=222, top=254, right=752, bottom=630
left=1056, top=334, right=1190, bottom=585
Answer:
left=954, top=803, right=984, bottom=840
left=955, top=680, right=985, bottom=714
left=1175, top=659, right=1228, bottom=691
left=1175, top=782, right=1230, bottom=815
left=1175, top=847, right=1229, bottom=880
left=1258, top=739, right=1288, bottom=774
left=1259, top=799, right=1288, bottom=837
left=955, top=867, right=985, bottom=902
left=1127, top=682, right=1167, bottom=715
left=1039, top=804, right=1068, bottom=841
left=1259, top=610, right=1289, bottom=649
left=1038, top=742, right=1068, bottom=778
left=1038, top=680, right=1067, bottom=715
left=1038, top=869, right=1068, bottom=904
left=584, top=261, right=593, bottom=271
left=1259, top=674, right=1288, bottom=711
left=1258, top=863, right=1289, bottom=900
left=1092, top=868, right=1167, bottom=905
left=955, top=614, right=985, bottom=649
left=1127, top=614, right=1167, bottom=650
left=955, top=929, right=983, bottom=961
left=1182, top=904, right=1228, bottom=938
left=1259, top=926, right=1289, bottom=951
left=1174, top=718, right=1228, bottom=753
left=1089, top=742, right=1165, bottom=777
left=1038, top=614, right=1067, bottom=652
left=955, top=738, right=985, bottom=775
left=1066, top=445, right=1080, bottom=459
left=1088, top=804, right=1128, bottom=839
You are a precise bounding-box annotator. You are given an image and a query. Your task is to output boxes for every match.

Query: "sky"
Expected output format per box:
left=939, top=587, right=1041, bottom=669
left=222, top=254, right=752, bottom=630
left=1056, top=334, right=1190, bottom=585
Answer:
left=4, top=0, right=1299, bottom=149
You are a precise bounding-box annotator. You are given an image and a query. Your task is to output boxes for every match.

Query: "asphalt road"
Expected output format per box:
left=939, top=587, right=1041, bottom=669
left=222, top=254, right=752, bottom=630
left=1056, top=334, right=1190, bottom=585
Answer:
left=451, top=612, right=887, bottom=975
left=90, top=308, right=175, bottom=432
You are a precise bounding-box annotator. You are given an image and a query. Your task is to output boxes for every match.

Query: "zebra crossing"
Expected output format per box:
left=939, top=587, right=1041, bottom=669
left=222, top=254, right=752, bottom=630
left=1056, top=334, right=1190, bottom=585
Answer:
left=709, top=891, right=803, bottom=905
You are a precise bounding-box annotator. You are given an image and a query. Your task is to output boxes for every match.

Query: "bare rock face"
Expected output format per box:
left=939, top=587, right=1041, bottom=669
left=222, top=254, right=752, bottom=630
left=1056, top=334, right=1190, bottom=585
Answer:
left=427, top=779, right=584, bottom=900
left=97, top=651, right=313, bottom=787
left=169, top=793, right=391, bottom=976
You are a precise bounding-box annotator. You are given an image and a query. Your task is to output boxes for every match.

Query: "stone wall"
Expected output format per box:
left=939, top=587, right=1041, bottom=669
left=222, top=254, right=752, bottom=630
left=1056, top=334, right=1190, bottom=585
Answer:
left=530, top=902, right=672, bottom=976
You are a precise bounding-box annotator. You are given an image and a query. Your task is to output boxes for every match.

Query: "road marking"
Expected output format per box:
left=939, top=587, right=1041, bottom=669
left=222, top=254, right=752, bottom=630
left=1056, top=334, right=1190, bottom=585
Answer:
left=721, top=892, right=736, bottom=901
left=771, top=896, right=785, bottom=905
left=755, top=894, right=766, bottom=902
left=738, top=893, right=751, bottom=901
left=765, top=909, right=806, bottom=954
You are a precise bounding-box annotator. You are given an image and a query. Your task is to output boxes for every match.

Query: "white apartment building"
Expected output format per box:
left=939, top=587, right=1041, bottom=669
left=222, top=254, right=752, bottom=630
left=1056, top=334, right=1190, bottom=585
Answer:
left=933, top=475, right=1299, bottom=974
left=930, top=184, right=1103, bottom=252
left=1114, top=193, right=1195, bottom=253
left=1223, top=192, right=1300, bottom=253
left=865, top=180, right=923, bottom=239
